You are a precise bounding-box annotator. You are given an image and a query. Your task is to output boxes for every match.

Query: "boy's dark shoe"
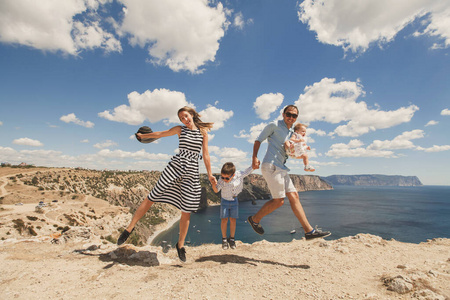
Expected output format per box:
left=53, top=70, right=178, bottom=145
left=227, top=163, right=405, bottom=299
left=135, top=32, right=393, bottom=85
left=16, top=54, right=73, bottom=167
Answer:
left=305, top=226, right=331, bottom=240
left=228, top=237, right=236, bottom=249
left=117, top=228, right=134, bottom=245
left=248, top=216, right=264, bottom=235
left=176, top=243, right=186, bottom=262
left=222, top=238, right=229, bottom=250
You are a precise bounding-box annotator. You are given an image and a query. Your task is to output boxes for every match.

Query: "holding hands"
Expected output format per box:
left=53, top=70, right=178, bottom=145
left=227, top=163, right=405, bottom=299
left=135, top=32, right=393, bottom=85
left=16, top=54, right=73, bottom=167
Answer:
left=252, top=156, right=260, bottom=170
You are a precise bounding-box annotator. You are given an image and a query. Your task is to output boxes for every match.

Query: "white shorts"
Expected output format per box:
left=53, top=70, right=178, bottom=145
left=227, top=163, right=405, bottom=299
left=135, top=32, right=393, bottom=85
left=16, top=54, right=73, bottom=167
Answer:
left=260, top=163, right=297, bottom=199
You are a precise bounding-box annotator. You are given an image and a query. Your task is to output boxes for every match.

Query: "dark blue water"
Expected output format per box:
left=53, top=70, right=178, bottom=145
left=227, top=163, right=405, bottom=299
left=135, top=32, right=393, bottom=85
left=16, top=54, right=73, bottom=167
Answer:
left=151, top=186, right=450, bottom=246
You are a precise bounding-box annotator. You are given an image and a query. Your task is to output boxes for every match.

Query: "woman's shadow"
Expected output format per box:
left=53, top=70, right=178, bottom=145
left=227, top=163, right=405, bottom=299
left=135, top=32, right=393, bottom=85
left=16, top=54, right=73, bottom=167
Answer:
left=74, top=245, right=160, bottom=268
left=196, top=254, right=310, bottom=269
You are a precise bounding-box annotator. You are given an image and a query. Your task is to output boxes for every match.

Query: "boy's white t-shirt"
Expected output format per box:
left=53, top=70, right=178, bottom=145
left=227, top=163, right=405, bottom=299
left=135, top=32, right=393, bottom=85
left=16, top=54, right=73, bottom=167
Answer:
left=216, top=166, right=253, bottom=201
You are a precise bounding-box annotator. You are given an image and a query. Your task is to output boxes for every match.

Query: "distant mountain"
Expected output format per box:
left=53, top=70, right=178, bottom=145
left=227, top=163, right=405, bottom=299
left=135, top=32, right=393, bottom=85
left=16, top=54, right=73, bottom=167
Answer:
left=321, top=174, right=423, bottom=186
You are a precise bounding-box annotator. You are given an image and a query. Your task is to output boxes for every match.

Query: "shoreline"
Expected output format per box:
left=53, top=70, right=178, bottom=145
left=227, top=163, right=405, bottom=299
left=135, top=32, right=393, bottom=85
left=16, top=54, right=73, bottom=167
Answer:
left=147, top=202, right=221, bottom=245
left=147, top=214, right=180, bottom=245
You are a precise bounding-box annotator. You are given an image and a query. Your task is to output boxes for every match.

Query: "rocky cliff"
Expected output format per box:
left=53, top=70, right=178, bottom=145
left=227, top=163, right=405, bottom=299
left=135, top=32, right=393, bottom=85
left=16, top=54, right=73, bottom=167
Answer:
left=201, top=173, right=333, bottom=205
left=322, top=174, right=423, bottom=186
left=6, top=168, right=332, bottom=245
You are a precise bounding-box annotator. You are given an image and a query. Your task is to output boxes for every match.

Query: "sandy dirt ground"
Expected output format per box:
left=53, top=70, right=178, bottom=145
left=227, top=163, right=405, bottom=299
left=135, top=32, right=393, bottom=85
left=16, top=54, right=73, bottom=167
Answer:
left=0, top=235, right=449, bottom=300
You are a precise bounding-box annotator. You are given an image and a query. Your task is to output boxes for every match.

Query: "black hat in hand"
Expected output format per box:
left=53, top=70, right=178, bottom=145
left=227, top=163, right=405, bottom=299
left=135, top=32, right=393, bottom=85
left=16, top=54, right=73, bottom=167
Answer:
left=136, top=126, right=159, bottom=144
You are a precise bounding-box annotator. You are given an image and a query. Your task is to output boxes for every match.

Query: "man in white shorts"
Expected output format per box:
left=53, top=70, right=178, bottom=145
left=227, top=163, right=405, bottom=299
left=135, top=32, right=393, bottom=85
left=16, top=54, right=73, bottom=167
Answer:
left=247, top=105, right=331, bottom=240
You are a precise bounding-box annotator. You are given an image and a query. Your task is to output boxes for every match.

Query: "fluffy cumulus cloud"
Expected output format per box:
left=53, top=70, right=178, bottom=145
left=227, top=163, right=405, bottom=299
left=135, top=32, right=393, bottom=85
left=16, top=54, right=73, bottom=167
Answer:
left=93, top=140, right=118, bottom=149
left=416, top=145, right=450, bottom=152
left=441, top=108, right=450, bottom=115
left=367, top=130, right=425, bottom=150
left=12, top=138, right=43, bottom=147
left=425, top=120, right=438, bottom=126
left=60, top=113, right=95, bottom=128
left=209, top=146, right=249, bottom=169
left=119, top=0, right=229, bottom=73
left=326, top=139, right=395, bottom=158
left=0, top=0, right=121, bottom=55
left=97, top=149, right=171, bottom=160
left=0, top=0, right=234, bottom=73
left=98, top=88, right=193, bottom=125
left=253, top=93, right=284, bottom=120
left=235, top=122, right=268, bottom=143
left=199, top=105, right=234, bottom=131
left=298, top=0, right=450, bottom=54
left=295, top=78, right=418, bottom=137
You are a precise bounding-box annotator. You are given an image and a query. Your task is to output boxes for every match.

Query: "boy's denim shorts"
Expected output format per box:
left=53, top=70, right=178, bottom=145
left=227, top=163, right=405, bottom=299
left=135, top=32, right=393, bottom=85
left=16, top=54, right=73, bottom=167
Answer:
left=220, top=197, right=239, bottom=219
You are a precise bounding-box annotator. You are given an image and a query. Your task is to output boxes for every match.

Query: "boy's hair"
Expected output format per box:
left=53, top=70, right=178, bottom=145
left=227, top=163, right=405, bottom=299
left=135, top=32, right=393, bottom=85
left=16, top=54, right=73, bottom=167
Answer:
left=221, top=162, right=236, bottom=175
left=294, top=123, right=307, bottom=131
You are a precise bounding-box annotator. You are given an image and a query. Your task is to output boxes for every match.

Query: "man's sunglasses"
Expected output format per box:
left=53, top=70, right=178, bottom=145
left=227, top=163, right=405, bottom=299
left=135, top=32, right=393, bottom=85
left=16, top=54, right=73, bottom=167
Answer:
left=285, top=112, right=298, bottom=119
left=221, top=174, right=234, bottom=180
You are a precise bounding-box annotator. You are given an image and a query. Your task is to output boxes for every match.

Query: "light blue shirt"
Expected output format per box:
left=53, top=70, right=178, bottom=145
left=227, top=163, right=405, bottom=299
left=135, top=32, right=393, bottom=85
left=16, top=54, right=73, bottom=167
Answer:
left=256, top=120, right=294, bottom=171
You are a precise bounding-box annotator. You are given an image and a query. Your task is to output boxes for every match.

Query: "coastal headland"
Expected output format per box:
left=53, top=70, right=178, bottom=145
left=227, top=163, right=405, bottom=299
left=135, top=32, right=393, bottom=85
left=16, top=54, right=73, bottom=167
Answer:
left=1, top=167, right=448, bottom=299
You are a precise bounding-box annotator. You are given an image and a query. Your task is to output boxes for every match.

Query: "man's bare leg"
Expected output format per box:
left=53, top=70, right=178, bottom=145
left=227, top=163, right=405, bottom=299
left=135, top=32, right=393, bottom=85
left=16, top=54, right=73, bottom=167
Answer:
left=286, top=191, right=314, bottom=233
left=252, top=198, right=284, bottom=223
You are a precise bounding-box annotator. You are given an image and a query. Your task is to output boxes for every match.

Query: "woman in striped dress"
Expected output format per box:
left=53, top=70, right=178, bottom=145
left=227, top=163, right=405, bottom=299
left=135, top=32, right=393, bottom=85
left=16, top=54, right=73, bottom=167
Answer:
left=117, top=106, right=216, bottom=262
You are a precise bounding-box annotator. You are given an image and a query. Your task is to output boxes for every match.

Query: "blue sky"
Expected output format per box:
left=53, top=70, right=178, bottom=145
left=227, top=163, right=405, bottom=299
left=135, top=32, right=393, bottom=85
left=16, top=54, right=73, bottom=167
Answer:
left=1, top=0, right=449, bottom=185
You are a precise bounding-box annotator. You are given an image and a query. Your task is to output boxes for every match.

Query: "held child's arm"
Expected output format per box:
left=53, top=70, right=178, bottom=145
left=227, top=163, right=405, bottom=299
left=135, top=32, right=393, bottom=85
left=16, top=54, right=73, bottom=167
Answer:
left=136, top=126, right=181, bottom=140
left=201, top=130, right=217, bottom=186
left=290, top=137, right=304, bottom=143
left=211, top=182, right=219, bottom=193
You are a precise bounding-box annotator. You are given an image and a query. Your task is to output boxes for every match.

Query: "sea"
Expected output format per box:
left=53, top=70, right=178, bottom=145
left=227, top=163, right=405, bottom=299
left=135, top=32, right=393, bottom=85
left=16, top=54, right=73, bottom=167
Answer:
left=151, top=185, right=450, bottom=247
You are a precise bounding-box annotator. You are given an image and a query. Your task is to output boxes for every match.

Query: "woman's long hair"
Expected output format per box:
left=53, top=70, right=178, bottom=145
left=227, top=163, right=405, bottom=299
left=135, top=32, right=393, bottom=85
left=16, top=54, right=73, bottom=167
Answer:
left=178, top=106, right=214, bottom=132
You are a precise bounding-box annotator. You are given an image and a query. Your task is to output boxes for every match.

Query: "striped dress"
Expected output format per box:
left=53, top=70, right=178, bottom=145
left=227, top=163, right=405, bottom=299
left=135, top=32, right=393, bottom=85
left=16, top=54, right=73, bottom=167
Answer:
left=147, top=126, right=203, bottom=212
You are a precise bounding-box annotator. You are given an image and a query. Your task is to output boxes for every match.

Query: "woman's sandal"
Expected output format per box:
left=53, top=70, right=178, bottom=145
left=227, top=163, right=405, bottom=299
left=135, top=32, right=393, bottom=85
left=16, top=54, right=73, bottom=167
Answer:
left=117, top=228, right=134, bottom=245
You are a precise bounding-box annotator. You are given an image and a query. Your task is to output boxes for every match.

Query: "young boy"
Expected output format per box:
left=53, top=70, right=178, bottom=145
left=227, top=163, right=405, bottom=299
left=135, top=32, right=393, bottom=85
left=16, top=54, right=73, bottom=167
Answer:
left=212, top=162, right=255, bottom=249
left=285, top=123, right=315, bottom=172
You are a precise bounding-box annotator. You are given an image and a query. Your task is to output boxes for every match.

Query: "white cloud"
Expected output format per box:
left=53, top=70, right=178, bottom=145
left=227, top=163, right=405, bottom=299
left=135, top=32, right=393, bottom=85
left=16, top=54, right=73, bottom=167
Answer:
left=425, top=120, right=438, bottom=126
left=326, top=139, right=395, bottom=158
left=60, top=113, right=95, bottom=128
left=298, top=0, right=450, bottom=54
left=81, top=139, right=89, bottom=143
left=441, top=108, right=450, bottom=115
left=0, top=146, right=17, bottom=156
left=415, top=3, right=450, bottom=49
left=0, top=121, right=3, bottom=126
left=93, top=140, right=118, bottom=149
left=253, top=93, right=284, bottom=120
left=306, top=127, right=327, bottom=136
left=233, top=12, right=245, bottom=30
left=119, top=0, right=228, bottom=73
left=13, top=138, right=43, bottom=147
left=97, top=149, right=171, bottom=160
left=295, top=78, right=418, bottom=137
left=199, top=105, right=233, bottom=131
left=416, top=145, right=450, bottom=152
left=0, top=0, right=120, bottom=55
left=98, top=88, right=193, bottom=125
left=368, top=130, right=425, bottom=150
left=232, top=12, right=252, bottom=30
left=235, top=122, right=268, bottom=143
left=208, top=146, right=249, bottom=170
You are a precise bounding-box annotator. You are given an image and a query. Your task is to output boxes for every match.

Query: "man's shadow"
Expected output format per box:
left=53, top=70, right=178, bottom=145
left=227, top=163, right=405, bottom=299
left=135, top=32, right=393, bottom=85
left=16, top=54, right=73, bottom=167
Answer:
left=74, top=246, right=160, bottom=269
left=196, top=254, right=310, bottom=269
